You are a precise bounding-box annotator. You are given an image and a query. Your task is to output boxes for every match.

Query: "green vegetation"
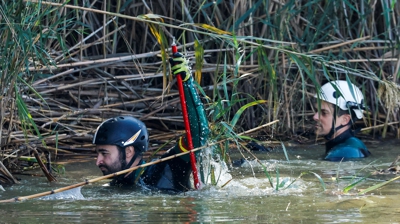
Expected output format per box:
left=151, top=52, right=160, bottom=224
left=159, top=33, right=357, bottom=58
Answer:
left=0, top=0, right=399, bottom=190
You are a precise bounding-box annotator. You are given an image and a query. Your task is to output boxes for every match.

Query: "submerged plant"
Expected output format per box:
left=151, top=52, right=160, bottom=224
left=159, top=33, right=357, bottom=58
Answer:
left=338, top=156, right=400, bottom=195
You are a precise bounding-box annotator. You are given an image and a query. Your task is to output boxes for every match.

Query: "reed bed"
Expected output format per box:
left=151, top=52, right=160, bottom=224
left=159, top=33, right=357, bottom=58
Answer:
left=0, top=0, right=399, bottom=183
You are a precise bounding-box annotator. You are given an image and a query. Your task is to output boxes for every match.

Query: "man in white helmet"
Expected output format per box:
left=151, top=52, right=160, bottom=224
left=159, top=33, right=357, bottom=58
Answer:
left=313, top=80, right=371, bottom=161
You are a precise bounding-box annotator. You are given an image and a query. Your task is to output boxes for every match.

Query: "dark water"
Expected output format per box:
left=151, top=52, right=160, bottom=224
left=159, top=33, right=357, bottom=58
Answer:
left=1, top=139, right=400, bottom=223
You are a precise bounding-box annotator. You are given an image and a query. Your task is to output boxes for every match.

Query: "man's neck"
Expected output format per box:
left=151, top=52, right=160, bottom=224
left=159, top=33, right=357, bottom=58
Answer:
left=123, top=155, right=142, bottom=178
left=331, top=125, right=350, bottom=139
left=325, top=128, right=354, bottom=153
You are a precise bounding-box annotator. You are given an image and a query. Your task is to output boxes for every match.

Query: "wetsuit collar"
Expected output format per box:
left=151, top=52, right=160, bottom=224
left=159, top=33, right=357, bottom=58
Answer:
left=325, top=128, right=354, bottom=154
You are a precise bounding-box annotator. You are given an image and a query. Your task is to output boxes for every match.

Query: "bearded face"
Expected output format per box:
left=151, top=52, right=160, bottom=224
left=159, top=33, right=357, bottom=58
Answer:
left=95, top=145, right=124, bottom=175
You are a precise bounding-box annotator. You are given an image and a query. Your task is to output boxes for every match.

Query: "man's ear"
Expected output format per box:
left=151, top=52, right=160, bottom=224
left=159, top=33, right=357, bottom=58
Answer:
left=125, top=146, right=135, bottom=160
left=339, top=114, right=351, bottom=125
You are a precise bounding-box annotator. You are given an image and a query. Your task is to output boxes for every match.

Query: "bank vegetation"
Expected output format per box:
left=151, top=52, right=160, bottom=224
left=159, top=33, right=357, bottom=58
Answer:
left=0, top=0, right=399, bottom=184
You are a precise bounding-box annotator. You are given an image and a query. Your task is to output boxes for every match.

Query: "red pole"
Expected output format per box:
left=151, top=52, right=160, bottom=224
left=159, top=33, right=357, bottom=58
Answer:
left=171, top=41, right=200, bottom=189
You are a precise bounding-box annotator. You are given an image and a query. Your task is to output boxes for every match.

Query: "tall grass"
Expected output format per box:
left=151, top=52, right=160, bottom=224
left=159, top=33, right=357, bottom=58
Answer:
left=0, top=0, right=399, bottom=176
left=0, top=1, right=72, bottom=165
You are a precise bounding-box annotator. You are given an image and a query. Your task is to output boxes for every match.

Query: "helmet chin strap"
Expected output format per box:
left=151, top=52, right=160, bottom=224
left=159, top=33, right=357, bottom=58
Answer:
left=123, top=150, right=141, bottom=171
left=114, top=147, right=142, bottom=182
left=324, top=109, right=350, bottom=140
left=325, top=123, right=347, bottom=140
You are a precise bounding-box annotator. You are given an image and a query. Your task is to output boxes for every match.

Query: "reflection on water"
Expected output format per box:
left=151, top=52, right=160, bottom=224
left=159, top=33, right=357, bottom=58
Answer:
left=0, top=139, right=400, bottom=223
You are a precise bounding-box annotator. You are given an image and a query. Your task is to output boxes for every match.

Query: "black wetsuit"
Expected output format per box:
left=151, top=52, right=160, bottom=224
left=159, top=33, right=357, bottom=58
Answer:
left=324, top=129, right=371, bottom=161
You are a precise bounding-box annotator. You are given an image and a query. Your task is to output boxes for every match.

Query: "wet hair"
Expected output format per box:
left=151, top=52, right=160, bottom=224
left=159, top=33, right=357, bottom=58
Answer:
left=116, top=145, right=127, bottom=169
left=335, top=106, right=357, bottom=125
left=116, top=145, right=143, bottom=170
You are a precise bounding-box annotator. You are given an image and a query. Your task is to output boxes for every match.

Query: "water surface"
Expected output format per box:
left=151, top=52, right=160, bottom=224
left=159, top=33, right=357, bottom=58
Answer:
left=1, top=139, right=399, bottom=223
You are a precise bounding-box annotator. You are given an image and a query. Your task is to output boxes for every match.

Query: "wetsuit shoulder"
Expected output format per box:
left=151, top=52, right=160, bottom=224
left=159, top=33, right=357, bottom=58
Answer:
left=141, top=149, right=193, bottom=192
left=325, top=137, right=370, bottom=161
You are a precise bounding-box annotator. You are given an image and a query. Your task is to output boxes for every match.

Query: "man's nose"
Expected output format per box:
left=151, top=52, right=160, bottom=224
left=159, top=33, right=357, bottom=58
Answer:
left=96, top=155, right=103, bottom=166
left=313, top=112, right=319, bottom=121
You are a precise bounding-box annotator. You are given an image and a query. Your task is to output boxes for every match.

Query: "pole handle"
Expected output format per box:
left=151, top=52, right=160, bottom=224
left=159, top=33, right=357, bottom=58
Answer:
left=171, top=41, right=200, bottom=189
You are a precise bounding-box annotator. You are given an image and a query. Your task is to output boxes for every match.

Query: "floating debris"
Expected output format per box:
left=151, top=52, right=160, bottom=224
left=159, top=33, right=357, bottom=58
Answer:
left=372, top=155, right=400, bottom=175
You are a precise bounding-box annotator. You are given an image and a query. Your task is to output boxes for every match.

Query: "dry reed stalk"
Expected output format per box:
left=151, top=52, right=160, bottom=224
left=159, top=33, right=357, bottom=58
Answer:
left=308, top=36, right=371, bottom=54
left=30, top=146, right=57, bottom=182
left=0, top=161, right=19, bottom=185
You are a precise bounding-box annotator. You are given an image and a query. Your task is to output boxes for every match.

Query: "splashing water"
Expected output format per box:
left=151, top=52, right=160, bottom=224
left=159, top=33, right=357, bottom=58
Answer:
left=197, top=146, right=233, bottom=188
left=40, top=187, right=85, bottom=200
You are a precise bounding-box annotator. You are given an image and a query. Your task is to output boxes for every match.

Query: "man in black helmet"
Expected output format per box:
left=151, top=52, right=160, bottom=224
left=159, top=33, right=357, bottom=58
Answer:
left=93, top=53, right=209, bottom=192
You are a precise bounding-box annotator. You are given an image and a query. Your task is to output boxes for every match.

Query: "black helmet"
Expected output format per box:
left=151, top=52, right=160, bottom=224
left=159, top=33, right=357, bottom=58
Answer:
left=93, top=116, right=149, bottom=152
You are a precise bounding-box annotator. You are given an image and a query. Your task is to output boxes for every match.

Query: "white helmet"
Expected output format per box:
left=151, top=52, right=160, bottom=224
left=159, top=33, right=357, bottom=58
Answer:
left=314, top=80, right=365, bottom=119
